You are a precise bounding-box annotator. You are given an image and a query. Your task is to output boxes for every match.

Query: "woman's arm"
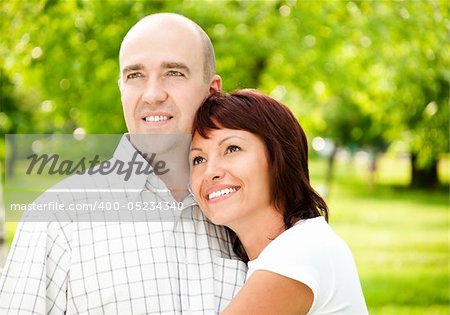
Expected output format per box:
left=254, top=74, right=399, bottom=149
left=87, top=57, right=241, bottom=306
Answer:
left=221, top=270, right=313, bottom=315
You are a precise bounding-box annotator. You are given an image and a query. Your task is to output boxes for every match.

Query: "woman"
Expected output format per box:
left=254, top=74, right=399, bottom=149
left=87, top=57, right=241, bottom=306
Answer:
left=190, top=89, right=368, bottom=314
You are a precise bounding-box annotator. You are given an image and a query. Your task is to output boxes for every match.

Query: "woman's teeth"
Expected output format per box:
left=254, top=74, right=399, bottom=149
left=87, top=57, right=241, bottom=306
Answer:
left=208, top=188, right=237, bottom=200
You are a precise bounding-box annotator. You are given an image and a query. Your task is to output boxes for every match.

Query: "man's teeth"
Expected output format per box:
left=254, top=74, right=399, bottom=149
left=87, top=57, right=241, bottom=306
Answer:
left=208, top=188, right=237, bottom=200
left=145, top=116, right=170, bottom=122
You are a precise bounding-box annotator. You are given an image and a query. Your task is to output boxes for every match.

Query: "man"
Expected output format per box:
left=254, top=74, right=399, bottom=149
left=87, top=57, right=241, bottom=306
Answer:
left=0, top=13, right=246, bottom=314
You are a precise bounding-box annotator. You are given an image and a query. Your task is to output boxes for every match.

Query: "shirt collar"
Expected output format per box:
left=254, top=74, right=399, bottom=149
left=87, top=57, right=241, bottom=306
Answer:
left=113, top=134, right=194, bottom=206
left=112, top=134, right=154, bottom=197
left=182, top=193, right=197, bottom=209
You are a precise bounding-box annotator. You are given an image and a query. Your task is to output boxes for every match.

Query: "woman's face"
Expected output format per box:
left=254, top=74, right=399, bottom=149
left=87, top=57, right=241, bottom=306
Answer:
left=191, top=128, right=273, bottom=229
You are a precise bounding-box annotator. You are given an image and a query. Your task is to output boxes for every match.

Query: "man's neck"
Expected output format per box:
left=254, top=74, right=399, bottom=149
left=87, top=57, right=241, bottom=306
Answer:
left=130, top=133, right=191, bottom=202
left=154, top=148, right=190, bottom=202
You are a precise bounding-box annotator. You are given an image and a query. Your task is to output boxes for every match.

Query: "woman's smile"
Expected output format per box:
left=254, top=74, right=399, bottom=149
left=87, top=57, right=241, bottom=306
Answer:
left=205, top=185, right=241, bottom=202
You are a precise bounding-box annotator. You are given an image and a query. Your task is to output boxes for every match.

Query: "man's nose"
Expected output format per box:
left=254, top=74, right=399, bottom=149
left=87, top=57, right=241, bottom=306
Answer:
left=142, top=77, right=168, bottom=105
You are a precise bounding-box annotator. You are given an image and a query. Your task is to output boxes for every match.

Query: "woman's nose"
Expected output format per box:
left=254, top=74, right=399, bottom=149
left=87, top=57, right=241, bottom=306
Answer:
left=205, top=159, right=225, bottom=182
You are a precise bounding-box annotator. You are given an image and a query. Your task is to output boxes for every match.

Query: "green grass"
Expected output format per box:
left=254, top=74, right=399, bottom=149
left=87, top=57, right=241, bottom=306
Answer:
left=3, top=154, right=450, bottom=314
left=309, top=155, right=449, bottom=315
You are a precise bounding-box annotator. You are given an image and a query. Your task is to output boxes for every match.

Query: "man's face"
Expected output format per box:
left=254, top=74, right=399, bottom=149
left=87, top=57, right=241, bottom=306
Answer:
left=119, top=20, right=220, bottom=136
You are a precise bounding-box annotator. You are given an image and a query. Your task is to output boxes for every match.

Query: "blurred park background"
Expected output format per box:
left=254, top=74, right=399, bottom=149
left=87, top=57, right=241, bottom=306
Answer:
left=0, top=1, right=449, bottom=314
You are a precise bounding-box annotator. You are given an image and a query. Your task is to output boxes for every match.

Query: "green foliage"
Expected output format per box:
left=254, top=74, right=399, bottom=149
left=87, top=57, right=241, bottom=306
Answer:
left=309, top=156, right=449, bottom=314
left=0, top=0, right=448, bottom=177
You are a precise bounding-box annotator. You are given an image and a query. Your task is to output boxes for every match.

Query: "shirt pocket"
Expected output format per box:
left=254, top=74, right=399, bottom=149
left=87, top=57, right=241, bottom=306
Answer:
left=213, top=257, right=248, bottom=313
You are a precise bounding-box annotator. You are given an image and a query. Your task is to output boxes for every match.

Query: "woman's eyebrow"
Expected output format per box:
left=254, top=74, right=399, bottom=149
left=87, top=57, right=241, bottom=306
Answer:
left=218, top=135, right=245, bottom=146
left=191, top=135, right=246, bottom=152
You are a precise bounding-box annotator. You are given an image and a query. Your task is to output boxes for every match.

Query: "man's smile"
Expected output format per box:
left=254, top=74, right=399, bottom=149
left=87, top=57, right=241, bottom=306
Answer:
left=144, top=115, right=172, bottom=122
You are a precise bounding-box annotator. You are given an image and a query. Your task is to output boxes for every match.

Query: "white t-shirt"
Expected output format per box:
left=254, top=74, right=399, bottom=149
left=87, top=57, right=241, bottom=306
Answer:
left=247, top=216, right=368, bottom=314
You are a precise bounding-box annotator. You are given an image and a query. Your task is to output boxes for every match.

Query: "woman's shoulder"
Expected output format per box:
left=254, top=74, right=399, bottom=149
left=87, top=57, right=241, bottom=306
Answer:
left=257, top=215, right=351, bottom=266
left=270, top=216, right=331, bottom=246
left=247, top=217, right=367, bottom=314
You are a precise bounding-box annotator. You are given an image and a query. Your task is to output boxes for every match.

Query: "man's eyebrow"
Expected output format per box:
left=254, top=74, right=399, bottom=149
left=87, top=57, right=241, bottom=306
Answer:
left=162, top=62, right=191, bottom=75
left=122, top=63, right=145, bottom=75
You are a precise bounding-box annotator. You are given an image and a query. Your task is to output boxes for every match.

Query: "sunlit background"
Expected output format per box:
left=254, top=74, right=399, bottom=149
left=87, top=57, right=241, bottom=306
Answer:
left=0, top=1, right=448, bottom=314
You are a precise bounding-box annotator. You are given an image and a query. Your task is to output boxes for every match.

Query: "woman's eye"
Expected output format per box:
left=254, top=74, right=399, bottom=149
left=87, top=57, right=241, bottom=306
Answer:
left=226, top=145, right=241, bottom=154
left=192, top=156, right=206, bottom=165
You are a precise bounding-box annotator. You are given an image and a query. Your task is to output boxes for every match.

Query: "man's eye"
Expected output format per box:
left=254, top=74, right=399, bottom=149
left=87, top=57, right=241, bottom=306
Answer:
left=166, top=70, right=184, bottom=77
left=193, top=156, right=206, bottom=165
left=127, top=72, right=143, bottom=79
left=226, top=145, right=241, bottom=154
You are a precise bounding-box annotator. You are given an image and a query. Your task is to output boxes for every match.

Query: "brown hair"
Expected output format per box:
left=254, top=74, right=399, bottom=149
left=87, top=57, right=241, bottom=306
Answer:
left=192, top=89, right=329, bottom=262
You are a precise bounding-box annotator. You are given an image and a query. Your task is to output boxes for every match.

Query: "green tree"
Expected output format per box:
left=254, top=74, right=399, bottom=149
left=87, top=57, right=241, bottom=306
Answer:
left=0, top=0, right=448, bottom=188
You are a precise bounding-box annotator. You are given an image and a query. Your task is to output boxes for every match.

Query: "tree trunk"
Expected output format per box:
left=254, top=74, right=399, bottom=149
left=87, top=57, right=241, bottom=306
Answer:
left=410, top=153, right=440, bottom=188
left=322, top=145, right=338, bottom=197
left=368, top=152, right=378, bottom=191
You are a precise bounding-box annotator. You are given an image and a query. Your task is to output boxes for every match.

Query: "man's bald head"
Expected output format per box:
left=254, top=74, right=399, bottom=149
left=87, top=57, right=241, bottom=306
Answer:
left=120, top=13, right=216, bottom=83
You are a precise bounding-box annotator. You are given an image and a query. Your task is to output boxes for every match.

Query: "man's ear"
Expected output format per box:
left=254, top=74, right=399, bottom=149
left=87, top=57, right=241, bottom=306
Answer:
left=209, top=74, right=222, bottom=94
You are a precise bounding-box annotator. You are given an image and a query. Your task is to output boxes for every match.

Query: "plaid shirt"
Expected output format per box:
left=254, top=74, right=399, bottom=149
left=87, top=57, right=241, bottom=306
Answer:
left=0, top=135, right=247, bottom=314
